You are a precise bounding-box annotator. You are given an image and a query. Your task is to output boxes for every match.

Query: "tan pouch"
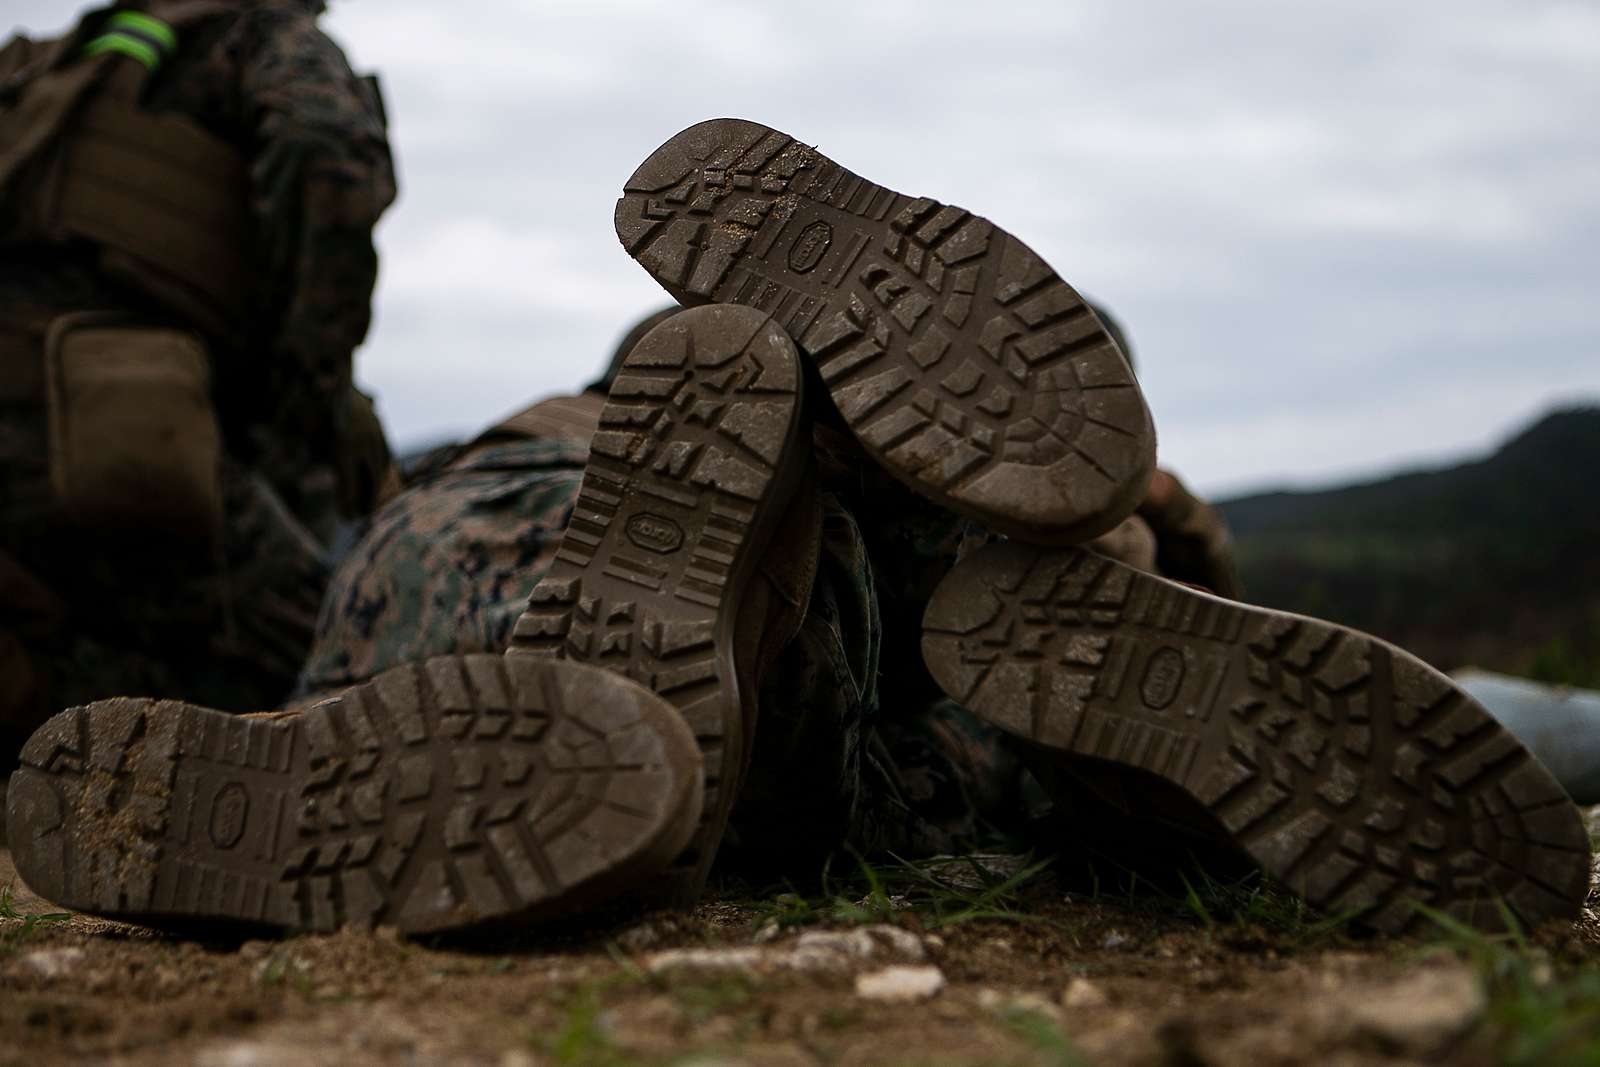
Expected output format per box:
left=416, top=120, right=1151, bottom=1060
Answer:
left=45, top=312, right=222, bottom=539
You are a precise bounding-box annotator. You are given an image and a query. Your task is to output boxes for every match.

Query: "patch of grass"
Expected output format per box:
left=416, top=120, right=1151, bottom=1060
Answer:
left=999, top=1005, right=1091, bottom=1067
left=743, top=849, right=1058, bottom=932
left=1421, top=904, right=1600, bottom=1066
left=1172, top=866, right=1361, bottom=946
left=1065, top=853, right=1358, bottom=949
left=671, top=974, right=755, bottom=1026
left=542, top=986, right=630, bottom=1067
left=0, top=884, right=69, bottom=954
left=257, top=951, right=290, bottom=986
left=535, top=969, right=758, bottom=1067
left=738, top=845, right=1362, bottom=947
left=890, top=853, right=1057, bottom=929
left=256, top=947, right=316, bottom=995
left=753, top=887, right=895, bottom=931
left=742, top=852, right=894, bottom=930
left=540, top=985, right=633, bottom=1067
left=532, top=962, right=669, bottom=1067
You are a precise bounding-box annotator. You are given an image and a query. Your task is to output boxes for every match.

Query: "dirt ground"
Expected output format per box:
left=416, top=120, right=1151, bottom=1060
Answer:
left=6, top=827, right=1600, bottom=1067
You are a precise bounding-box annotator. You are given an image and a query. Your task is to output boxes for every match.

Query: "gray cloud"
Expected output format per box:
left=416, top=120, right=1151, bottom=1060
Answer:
left=10, top=0, right=1598, bottom=493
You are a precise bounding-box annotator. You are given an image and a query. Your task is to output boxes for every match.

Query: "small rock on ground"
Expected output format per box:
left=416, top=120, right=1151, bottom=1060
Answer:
left=21, top=947, right=84, bottom=979
left=978, top=988, right=1061, bottom=1021
left=1061, top=977, right=1110, bottom=1008
left=855, top=965, right=946, bottom=1003
left=1330, top=965, right=1486, bottom=1055
left=646, top=924, right=925, bottom=976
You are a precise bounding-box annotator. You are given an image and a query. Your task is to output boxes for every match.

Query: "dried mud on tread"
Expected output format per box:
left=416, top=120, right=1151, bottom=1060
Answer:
left=2, top=845, right=1596, bottom=1067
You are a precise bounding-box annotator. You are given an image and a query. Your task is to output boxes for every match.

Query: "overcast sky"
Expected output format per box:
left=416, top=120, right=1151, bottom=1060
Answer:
left=13, top=0, right=1599, bottom=495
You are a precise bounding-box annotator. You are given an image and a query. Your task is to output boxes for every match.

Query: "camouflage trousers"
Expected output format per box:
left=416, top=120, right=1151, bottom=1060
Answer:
left=299, top=426, right=1026, bottom=868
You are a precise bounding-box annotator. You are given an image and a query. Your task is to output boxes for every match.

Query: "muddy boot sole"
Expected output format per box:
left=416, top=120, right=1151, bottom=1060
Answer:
left=922, top=545, right=1592, bottom=933
left=616, top=117, right=1154, bottom=545
left=5, top=654, right=702, bottom=935
left=509, top=304, right=806, bottom=903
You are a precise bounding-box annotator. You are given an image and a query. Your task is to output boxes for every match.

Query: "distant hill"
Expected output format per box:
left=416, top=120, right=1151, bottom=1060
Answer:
left=1216, top=406, right=1600, bottom=684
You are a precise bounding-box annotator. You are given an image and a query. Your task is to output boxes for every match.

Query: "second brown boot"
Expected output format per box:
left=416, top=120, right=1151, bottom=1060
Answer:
left=509, top=303, right=811, bottom=902
left=5, top=653, right=702, bottom=935
left=922, top=543, right=1591, bottom=933
left=615, top=118, right=1156, bottom=547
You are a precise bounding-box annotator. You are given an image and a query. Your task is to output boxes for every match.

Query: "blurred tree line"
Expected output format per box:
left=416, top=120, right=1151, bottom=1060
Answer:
left=1219, top=407, right=1600, bottom=687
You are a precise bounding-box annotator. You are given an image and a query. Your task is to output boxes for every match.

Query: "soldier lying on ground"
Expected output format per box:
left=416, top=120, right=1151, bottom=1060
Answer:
left=0, top=0, right=397, bottom=763
left=4, top=119, right=1588, bottom=939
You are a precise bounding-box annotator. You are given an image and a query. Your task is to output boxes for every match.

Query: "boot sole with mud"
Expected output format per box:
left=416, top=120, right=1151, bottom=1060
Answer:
left=921, top=543, right=1592, bottom=933
left=5, top=654, right=701, bottom=935
left=509, top=304, right=807, bottom=904
left=616, top=117, right=1155, bottom=545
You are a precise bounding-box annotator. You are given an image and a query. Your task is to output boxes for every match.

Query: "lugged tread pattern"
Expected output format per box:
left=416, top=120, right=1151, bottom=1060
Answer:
left=616, top=117, right=1155, bottom=543
left=508, top=304, right=806, bottom=901
left=4, top=654, right=699, bottom=935
left=921, top=544, right=1592, bottom=933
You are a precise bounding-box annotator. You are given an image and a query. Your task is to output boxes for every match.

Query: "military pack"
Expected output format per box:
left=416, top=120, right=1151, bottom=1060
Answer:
left=0, top=3, right=251, bottom=335
left=0, top=3, right=248, bottom=539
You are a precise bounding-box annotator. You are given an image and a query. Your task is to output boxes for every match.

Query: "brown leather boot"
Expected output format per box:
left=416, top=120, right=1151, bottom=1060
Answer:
left=616, top=118, right=1156, bottom=546
left=5, top=653, right=703, bottom=935
left=922, top=543, right=1591, bottom=933
left=510, top=303, right=816, bottom=904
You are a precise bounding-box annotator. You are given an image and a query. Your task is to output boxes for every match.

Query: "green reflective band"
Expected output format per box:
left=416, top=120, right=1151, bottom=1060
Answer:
left=107, top=11, right=177, bottom=52
left=83, top=33, right=161, bottom=70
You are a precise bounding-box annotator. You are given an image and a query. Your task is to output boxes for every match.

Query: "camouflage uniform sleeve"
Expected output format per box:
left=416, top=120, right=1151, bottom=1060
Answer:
left=238, top=8, right=397, bottom=524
